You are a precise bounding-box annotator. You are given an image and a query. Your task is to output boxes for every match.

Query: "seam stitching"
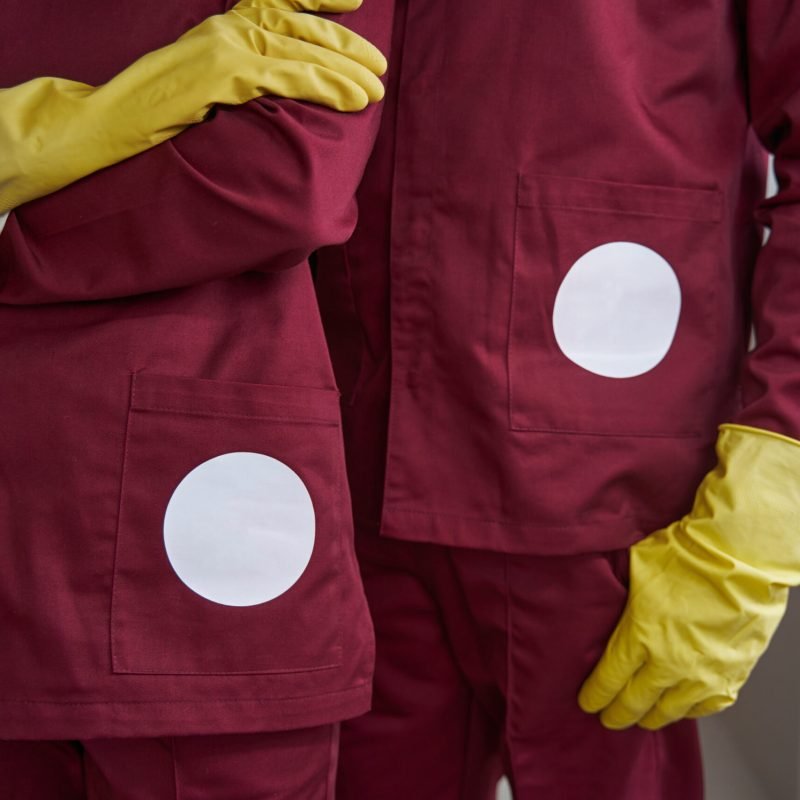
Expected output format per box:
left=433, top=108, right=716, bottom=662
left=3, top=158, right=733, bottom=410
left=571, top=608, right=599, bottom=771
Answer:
left=130, top=406, right=338, bottom=425
left=0, top=681, right=372, bottom=708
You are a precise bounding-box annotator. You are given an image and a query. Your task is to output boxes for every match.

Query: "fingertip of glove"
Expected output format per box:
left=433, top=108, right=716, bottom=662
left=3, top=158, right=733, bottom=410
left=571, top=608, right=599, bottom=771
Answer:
left=358, top=71, right=385, bottom=104
left=355, top=45, right=388, bottom=79
left=318, top=0, right=363, bottom=11
left=371, top=80, right=386, bottom=103
left=638, top=717, right=666, bottom=731
left=577, top=683, right=604, bottom=715
left=637, top=709, right=673, bottom=731
left=599, top=709, right=637, bottom=731
left=340, top=89, right=369, bottom=112
left=279, top=0, right=363, bottom=13
left=577, top=695, right=594, bottom=715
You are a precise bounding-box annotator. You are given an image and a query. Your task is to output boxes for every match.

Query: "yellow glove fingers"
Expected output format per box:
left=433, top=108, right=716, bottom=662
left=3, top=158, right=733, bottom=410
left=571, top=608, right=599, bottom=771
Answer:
left=685, top=694, right=737, bottom=720
left=579, top=426, right=800, bottom=737
left=597, top=665, right=673, bottom=730
left=262, top=59, right=370, bottom=111
left=578, top=624, right=646, bottom=715
left=234, top=25, right=385, bottom=102
left=233, top=3, right=385, bottom=76
left=638, top=682, right=710, bottom=730
left=0, top=0, right=383, bottom=211
left=234, top=6, right=387, bottom=77
left=235, top=0, right=363, bottom=13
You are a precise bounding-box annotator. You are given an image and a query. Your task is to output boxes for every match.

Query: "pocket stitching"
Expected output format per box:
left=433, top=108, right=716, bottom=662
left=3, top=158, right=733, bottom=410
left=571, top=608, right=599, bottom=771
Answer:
left=111, top=372, right=345, bottom=676
left=133, top=406, right=339, bottom=426
left=110, top=373, right=137, bottom=675
left=131, top=372, right=341, bottom=421
left=518, top=173, right=723, bottom=223
left=508, top=172, right=719, bottom=438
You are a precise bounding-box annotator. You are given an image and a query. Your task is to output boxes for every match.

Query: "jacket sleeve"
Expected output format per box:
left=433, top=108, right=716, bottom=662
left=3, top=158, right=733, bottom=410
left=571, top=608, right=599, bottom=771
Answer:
left=0, top=1, right=394, bottom=304
left=736, top=0, right=800, bottom=438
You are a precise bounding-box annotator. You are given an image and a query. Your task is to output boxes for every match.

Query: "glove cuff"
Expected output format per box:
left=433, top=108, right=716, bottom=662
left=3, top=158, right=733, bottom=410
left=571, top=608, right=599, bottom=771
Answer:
left=685, top=423, right=800, bottom=586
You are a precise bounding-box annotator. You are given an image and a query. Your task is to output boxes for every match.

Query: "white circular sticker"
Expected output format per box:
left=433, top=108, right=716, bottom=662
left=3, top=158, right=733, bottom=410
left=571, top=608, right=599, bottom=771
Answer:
left=163, top=452, right=315, bottom=607
left=552, top=241, right=682, bottom=378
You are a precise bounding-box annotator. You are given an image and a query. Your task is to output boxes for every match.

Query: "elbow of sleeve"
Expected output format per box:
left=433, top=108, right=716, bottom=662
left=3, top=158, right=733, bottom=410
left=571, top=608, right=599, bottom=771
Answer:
left=283, top=191, right=359, bottom=265
left=269, top=112, right=369, bottom=260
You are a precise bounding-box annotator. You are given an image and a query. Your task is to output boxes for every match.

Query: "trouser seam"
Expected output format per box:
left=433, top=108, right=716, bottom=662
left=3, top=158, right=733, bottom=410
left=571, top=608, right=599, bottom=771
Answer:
left=326, top=723, right=340, bottom=800
left=503, top=554, right=517, bottom=794
left=170, top=737, right=180, bottom=800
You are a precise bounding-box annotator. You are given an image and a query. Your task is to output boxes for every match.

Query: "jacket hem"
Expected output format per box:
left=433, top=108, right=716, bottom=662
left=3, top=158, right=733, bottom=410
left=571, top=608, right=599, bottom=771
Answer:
left=375, top=507, right=666, bottom=556
left=0, top=681, right=372, bottom=741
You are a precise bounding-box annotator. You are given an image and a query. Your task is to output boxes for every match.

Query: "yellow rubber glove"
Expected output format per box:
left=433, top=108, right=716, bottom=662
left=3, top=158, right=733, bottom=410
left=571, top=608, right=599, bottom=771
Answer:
left=579, top=424, right=800, bottom=730
left=0, top=0, right=387, bottom=213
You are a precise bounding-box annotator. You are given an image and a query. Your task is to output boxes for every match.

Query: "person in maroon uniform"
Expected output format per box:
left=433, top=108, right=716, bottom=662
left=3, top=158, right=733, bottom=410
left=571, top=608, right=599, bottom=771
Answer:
left=5, top=2, right=800, bottom=797
left=314, top=2, right=800, bottom=798
left=0, top=1, right=393, bottom=797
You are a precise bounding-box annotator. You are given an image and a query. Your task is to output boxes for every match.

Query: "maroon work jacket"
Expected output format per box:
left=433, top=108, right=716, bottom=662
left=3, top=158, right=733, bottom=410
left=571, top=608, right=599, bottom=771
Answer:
left=317, top=1, right=800, bottom=554
left=0, top=1, right=393, bottom=739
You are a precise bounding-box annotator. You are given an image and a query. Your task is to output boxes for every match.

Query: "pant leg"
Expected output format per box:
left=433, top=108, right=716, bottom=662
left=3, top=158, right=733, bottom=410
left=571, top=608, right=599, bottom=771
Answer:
left=82, top=725, right=339, bottom=800
left=337, top=534, right=502, bottom=800
left=497, top=550, right=704, bottom=800
left=342, top=535, right=702, bottom=800
left=0, top=740, right=86, bottom=800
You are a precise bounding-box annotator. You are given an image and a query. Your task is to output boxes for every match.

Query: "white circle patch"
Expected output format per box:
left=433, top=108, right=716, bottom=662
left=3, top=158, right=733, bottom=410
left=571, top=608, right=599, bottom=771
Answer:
left=163, top=452, right=315, bottom=607
left=552, top=241, right=681, bottom=378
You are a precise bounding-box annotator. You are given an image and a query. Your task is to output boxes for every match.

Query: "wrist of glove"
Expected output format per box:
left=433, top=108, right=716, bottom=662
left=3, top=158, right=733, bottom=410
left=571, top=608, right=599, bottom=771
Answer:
left=0, top=0, right=387, bottom=213
left=578, top=424, right=800, bottom=730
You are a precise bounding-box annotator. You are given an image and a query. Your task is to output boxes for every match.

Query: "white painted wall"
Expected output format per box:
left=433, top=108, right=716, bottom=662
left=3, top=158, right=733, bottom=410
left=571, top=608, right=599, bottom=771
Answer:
left=497, top=777, right=512, bottom=800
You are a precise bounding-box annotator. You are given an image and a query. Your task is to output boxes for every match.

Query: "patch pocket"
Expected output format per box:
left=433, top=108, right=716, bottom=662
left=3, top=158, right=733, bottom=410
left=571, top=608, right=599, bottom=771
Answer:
left=111, top=372, right=346, bottom=676
left=509, top=174, right=722, bottom=437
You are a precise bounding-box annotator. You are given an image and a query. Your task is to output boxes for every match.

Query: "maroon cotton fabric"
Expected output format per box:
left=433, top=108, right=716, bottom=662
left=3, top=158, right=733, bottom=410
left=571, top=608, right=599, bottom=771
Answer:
left=0, top=724, right=339, bottom=799
left=316, top=0, right=800, bottom=555
left=337, top=534, right=703, bottom=800
left=0, top=0, right=394, bottom=739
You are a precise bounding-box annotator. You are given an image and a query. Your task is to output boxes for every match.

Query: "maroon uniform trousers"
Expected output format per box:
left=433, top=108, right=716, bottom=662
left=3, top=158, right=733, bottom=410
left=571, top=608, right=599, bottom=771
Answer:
left=337, top=535, right=702, bottom=800
left=0, top=726, right=339, bottom=800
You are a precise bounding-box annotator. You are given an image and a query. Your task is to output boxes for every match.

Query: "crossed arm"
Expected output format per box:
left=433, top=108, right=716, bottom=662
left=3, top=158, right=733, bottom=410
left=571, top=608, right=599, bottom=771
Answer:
left=0, top=0, right=394, bottom=302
